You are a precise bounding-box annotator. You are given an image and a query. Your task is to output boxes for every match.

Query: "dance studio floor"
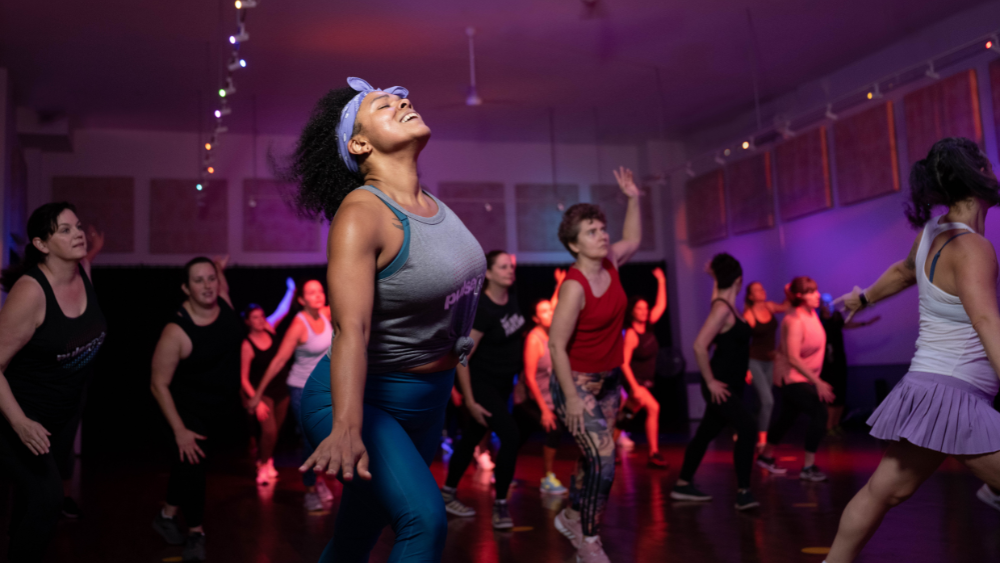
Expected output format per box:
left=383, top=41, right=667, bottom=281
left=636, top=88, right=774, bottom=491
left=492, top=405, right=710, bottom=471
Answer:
left=5, top=430, right=999, bottom=563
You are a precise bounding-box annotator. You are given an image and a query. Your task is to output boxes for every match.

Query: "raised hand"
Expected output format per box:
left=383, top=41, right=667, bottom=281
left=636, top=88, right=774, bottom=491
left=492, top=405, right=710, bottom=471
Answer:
left=612, top=166, right=640, bottom=199
left=554, top=268, right=567, bottom=284
left=652, top=267, right=665, bottom=281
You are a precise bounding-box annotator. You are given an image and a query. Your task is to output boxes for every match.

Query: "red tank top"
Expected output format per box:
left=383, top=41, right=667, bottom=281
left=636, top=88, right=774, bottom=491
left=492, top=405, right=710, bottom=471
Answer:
left=566, top=258, right=627, bottom=373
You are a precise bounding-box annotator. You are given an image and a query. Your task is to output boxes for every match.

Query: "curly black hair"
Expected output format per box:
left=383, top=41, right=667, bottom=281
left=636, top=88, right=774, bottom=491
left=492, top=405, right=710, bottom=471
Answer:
left=906, top=137, right=999, bottom=228
left=280, top=87, right=366, bottom=221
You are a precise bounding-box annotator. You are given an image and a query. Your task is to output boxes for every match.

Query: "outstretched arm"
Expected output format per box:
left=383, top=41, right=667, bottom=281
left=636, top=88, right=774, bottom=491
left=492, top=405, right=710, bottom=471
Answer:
left=550, top=268, right=567, bottom=308
left=213, top=255, right=233, bottom=309
left=549, top=280, right=586, bottom=435
left=835, top=233, right=921, bottom=321
left=266, top=278, right=296, bottom=327
left=610, top=166, right=642, bottom=268
left=650, top=267, right=667, bottom=324
left=250, top=317, right=304, bottom=408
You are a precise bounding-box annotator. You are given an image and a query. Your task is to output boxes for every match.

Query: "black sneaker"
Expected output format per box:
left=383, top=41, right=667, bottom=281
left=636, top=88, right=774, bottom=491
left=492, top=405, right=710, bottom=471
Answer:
left=492, top=500, right=514, bottom=530
left=799, top=465, right=828, bottom=482
left=152, top=512, right=185, bottom=545
left=756, top=455, right=788, bottom=475
left=182, top=533, right=207, bottom=562
left=734, top=490, right=760, bottom=511
left=670, top=483, right=713, bottom=502
left=61, top=496, right=82, bottom=519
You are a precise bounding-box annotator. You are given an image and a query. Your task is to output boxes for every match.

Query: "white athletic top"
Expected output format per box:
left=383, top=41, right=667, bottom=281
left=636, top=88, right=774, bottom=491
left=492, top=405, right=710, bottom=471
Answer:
left=909, top=215, right=999, bottom=396
left=286, top=312, right=333, bottom=389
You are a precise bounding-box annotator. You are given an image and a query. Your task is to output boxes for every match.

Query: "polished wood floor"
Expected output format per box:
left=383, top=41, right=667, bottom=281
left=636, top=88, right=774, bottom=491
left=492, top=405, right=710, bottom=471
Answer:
left=4, top=429, right=999, bottom=562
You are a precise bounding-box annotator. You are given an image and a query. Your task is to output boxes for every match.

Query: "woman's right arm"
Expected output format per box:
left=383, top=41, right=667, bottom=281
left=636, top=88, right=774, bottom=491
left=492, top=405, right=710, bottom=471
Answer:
left=300, top=198, right=382, bottom=482
left=549, top=280, right=586, bottom=435
left=150, top=324, right=208, bottom=464
left=249, top=319, right=304, bottom=408
left=837, top=232, right=921, bottom=319
left=523, top=332, right=557, bottom=431
left=240, top=340, right=257, bottom=398
left=692, top=302, right=731, bottom=404
left=0, top=278, right=47, bottom=454
left=454, top=330, right=489, bottom=425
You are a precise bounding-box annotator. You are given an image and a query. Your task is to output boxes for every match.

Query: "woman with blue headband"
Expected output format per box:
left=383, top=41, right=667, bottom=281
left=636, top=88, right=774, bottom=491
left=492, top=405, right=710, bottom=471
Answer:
left=289, top=78, right=485, bottom=562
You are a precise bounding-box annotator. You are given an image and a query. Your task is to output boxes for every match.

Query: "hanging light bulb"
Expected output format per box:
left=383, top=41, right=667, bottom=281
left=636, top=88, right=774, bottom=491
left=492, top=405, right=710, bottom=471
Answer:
left=205, top=142, right=212, bottom=151
left=219, top=77, right=236, bottom=98
left=742, top=141, right=750, bottom=150
left=196, top=183, right=203, bottom=191
left=206, top=166, right=215, bottom=174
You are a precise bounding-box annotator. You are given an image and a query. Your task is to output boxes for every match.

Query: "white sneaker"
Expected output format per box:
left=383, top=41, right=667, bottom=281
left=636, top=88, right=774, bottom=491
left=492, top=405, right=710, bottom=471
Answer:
left=315, top=479, right=334, bottom=503
left=303, top=491, right=323, bottom=512
left=617, top=432, right=635, bottom=451
left=977, top=483, right=1000, bottom=513
left=577, top=536, right=611, bottom=563
left=475, top=447, right=495, bottom=471
left=255, top=464, right=270, bottom=486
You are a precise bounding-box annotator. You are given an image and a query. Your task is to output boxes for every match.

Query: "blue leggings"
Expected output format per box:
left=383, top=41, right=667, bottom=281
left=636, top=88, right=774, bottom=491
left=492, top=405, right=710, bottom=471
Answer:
left=300, top=356, right=454, bottom=563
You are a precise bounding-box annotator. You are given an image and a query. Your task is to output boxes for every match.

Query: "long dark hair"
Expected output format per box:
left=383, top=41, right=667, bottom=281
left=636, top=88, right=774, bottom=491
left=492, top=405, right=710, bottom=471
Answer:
left=482, top=250, right=507, bottom=291
left=906, top=137, right=1000, bottom=227
left=744, top=281, right=762, bottom=309
left=278, top=87, right=366, bottom=221
left=1, top=202, right=77, bottom=293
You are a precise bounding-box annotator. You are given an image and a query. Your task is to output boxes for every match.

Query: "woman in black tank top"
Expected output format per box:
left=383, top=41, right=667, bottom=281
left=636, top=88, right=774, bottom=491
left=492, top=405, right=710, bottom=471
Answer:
left=617, top=267, right=669, bottom=468
left=241, top=301, right=294, bottom=486
left=0, top=203, right=106, bottom=563
left=743, top=281, right=790, bottom=440
left=671, top=253, right=759, bottom=511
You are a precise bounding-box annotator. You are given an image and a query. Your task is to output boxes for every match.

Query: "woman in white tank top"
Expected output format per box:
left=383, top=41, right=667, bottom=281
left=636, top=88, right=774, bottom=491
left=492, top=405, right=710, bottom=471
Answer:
left=249, top=279, right=333, bottom=510
left=825, top=138, right=1000, bottom=563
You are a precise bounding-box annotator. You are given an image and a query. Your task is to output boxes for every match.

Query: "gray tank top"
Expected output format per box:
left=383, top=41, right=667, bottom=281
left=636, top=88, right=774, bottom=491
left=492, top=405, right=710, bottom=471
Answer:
left=349, top=185, right=486, bottom=373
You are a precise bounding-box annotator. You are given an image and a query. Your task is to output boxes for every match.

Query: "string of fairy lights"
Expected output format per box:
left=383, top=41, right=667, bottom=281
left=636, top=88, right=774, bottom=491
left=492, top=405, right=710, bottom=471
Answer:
left=197, top=0, right=257, bottom=191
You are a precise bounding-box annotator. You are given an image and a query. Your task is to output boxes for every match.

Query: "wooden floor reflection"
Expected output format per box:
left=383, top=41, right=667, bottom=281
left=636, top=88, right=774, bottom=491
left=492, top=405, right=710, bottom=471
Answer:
left=6, top=431, right=1000, bottom=562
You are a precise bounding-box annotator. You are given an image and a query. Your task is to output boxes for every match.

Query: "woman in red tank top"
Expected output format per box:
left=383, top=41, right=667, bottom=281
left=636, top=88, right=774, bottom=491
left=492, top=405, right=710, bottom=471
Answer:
left=548, top=167, right=644, bottom=563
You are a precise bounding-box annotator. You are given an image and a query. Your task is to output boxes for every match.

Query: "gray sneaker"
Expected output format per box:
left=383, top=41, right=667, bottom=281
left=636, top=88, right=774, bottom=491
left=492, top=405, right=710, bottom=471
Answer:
left=152, top=512, right=185, bottom=545
left=799, top=465, right=828, bottom=482
left=182, top=533, right=206, bottom=562
left=441, top=488, right=476, bottom=517
left=304, top=491, right=324, bottom=512
left=492, top=500, right=514, bottom=530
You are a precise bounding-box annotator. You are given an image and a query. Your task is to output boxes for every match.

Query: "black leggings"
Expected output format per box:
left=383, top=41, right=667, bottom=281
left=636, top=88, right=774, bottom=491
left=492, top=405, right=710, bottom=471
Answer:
left=0, top=419, right=70, bottom=563
left=767, top=383, right=827, bottom=453
left=446, top=378, right=520, bottom=499
left=513, top=399, right=564, bottom=449
left=678, top=387, right=756, bottom=489
left=165, top=408, right=219, bottom=528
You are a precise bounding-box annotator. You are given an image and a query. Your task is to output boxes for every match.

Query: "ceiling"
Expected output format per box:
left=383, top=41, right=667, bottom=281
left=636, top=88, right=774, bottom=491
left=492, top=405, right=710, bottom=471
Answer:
left=0, top=0, right=990, bottom=143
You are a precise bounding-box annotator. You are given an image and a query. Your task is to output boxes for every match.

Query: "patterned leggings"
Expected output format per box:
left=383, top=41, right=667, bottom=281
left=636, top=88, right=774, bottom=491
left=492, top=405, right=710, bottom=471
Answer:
left=551, top=369, right=621, bottom=537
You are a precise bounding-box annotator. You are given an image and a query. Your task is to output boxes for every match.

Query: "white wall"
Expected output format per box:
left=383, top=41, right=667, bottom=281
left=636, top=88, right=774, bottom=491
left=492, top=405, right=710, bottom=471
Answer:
left=27, top=128, right=660, bottom=266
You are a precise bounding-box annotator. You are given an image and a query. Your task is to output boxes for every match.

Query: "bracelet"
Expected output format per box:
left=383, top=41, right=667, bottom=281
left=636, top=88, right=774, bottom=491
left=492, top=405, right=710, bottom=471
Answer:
left=859, top=292, right=869, bottom=308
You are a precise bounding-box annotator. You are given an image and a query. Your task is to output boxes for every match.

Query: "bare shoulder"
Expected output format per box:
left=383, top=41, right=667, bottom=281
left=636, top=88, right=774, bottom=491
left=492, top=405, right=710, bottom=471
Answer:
left=1, top=275, right=46, bottom=326
left=558, top=278, right=586, bottom=304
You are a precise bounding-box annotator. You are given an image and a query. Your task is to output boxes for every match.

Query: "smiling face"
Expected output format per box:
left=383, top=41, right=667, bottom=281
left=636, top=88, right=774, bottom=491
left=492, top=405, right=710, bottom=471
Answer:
left=534, top=300, right=554, bottom=329
left=35, top=209, right=87, bottom=263
left=486, top=253, right=515, bottom=290
left=183, top=262, right=219, bottom=309
left=569, top=218, right=610, bottom=260
left=348, top=90, right=431, bottom=167
left=298, top=280, right=327, bottom=312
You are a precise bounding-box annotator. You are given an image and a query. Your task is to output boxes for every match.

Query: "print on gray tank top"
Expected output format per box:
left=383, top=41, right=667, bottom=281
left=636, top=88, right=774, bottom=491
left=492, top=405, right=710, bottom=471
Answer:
left=353, top=185, right=486, bottom=373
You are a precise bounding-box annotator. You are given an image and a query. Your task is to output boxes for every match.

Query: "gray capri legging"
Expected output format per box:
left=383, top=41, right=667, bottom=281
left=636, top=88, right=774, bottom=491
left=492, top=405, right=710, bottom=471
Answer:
left=748, top=359, right=775, bottom=432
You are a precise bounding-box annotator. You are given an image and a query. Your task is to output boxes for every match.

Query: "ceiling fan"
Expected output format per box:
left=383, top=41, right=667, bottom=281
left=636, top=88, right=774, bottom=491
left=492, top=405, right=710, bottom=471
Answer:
left=426, top=27, right=522, bottom=110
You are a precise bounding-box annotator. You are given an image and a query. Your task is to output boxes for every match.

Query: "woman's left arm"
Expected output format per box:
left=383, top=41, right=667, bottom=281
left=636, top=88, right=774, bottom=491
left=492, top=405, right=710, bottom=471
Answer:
left=649, top=267, right=667, bottom=324
left=610, top=167, right=642, bottom=268
left=213, top=255, right=233, bottom=309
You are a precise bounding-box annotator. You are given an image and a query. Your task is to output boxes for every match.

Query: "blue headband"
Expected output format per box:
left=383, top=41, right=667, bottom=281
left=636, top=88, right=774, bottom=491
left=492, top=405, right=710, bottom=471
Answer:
left=336, top=77, right=409, bottom=174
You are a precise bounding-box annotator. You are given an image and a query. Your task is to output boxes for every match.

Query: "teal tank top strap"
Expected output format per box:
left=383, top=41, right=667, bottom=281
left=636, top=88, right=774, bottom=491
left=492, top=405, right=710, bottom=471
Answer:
left=358, top=185, right=411, bottom=280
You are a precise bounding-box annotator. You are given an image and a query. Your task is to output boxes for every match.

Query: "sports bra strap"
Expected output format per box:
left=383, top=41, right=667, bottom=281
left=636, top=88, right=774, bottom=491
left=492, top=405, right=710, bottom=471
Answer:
left=928, top=232, right=973, bottom=283
left=712, top=298, right=742, bottom=321
left=364, top=187, right=411, bottom=281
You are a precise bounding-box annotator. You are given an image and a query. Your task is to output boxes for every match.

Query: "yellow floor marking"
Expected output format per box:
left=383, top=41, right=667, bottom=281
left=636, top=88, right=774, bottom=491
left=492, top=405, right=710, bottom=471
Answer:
left=510, top=526, right=534, bottom=532
left=163, top=557, right=183, bottom=562
left=802, top=547, right=831, bottom=555
left=793, top=503, right=818, bottom=508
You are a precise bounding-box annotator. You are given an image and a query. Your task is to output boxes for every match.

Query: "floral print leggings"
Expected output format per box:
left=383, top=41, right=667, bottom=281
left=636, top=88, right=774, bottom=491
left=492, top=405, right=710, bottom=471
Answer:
left=551, top=368, right=621, bottom=537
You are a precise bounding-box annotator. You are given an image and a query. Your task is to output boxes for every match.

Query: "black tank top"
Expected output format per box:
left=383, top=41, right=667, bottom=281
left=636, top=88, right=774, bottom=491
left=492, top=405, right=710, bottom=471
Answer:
left=629, top=327, right=659, bottom=388
left=709, top=299, right=752, bottom=393
left=748, top=310, right=778, bottom=361
left=4, top=265, right=106, bottom=431
left=168, top=300, right=243, bottom=409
